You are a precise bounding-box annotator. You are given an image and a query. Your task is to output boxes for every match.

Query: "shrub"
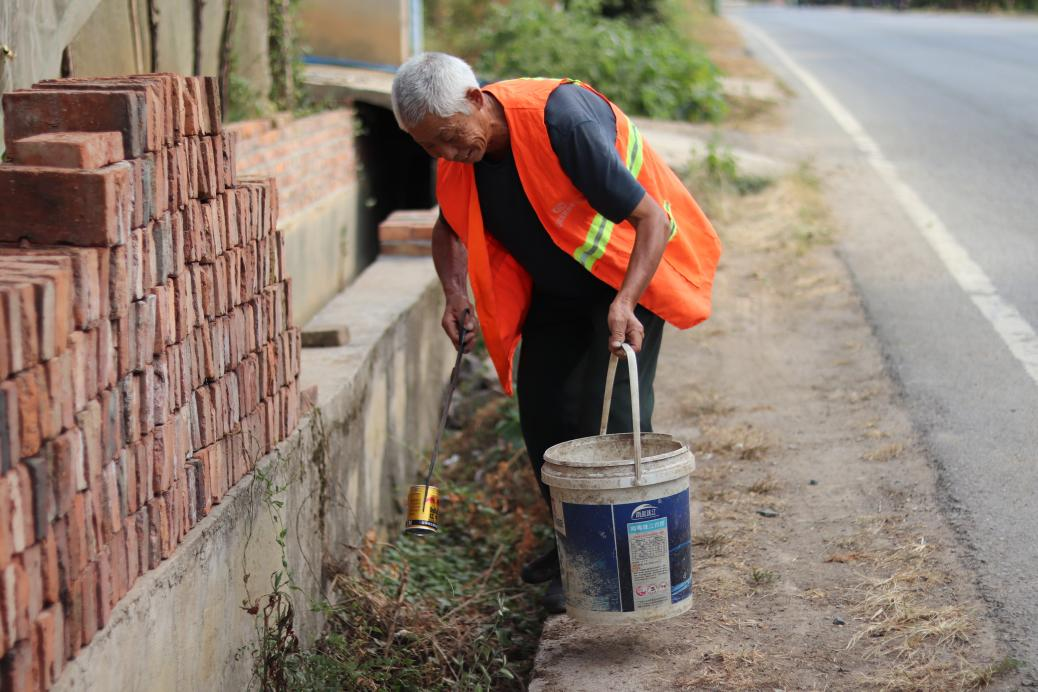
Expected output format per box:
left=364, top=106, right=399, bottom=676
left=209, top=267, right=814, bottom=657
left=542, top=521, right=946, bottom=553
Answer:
left=471, top=0, right=726, bottom=122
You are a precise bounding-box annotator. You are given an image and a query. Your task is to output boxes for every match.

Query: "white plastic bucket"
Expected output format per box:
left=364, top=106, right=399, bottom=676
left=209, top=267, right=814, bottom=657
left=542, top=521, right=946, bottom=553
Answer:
left=542, top=344, right=695, bottom=625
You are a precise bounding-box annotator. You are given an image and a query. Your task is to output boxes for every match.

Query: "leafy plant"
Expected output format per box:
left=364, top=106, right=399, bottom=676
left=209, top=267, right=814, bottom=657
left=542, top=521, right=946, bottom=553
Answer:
left=227, top=76, right=264, bottom=122
left=425, top=0, right=496, bottom=59
left=750, top=567, right=780, bottom=586
left=493, top=396, right=523, bottom=447
left=433, top=0, right=726, bottom=121
left=683, top=136, right=772, bottom=217
left=701, top=137, right=770, bottom=195
left=596, top=0, right=665, bottom=19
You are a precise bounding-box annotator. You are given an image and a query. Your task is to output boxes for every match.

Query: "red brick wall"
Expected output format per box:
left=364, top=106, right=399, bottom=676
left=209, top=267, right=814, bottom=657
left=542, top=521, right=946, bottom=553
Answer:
left=225, top=109, right=356, bottom=222
left=0, top=74, right=301, bottom=690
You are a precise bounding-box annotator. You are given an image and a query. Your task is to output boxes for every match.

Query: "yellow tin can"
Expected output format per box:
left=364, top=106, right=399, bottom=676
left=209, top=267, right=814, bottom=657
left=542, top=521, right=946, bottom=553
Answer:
left=404, top=484, right=440, bottom=534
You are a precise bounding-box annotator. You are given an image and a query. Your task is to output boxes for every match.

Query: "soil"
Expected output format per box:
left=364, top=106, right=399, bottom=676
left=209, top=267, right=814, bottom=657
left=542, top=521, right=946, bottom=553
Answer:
left=527, top=18, right=1019, bottom=686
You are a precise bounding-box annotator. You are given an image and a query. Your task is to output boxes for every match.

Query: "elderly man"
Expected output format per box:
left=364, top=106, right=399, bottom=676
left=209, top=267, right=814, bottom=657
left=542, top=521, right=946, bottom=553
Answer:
left=391, top=52, right=720, bottom=613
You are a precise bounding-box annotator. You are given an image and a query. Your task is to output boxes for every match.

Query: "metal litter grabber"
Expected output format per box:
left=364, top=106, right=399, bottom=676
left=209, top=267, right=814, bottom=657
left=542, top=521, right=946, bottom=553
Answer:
left=404, top=312, right=470, bottom=535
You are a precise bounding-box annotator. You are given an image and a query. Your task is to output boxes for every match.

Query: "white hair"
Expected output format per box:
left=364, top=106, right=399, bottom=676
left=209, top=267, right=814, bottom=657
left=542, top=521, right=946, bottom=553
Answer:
left=391, top=52, right=479, bottom=129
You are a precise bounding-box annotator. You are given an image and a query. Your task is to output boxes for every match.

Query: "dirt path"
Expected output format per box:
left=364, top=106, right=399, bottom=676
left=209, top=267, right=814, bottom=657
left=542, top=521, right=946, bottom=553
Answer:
left=526, top=11, right=1021, bottom=689
left=528, top=158, right=1018, bottom=691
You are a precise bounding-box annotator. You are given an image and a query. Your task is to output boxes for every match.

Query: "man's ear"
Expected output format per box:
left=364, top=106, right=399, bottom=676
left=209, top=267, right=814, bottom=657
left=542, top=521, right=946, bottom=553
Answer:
left=465, top=87, right=485, bottom=109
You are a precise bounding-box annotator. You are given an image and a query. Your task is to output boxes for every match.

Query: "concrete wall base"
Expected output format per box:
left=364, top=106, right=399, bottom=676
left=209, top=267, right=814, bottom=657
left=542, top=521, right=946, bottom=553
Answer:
left=281, top=183, right=360, bottom=326
left=53, top=257, right=451, bottom=691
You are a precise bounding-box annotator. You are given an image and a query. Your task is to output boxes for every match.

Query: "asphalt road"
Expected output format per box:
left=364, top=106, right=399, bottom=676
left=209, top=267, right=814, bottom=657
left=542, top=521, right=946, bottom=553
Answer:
left=730, top=5, right=1038, bottom=673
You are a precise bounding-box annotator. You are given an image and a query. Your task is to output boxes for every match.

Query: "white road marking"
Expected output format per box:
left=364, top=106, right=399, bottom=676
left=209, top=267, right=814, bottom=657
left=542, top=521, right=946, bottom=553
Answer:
left=735, top=17, right=1038, bottom=387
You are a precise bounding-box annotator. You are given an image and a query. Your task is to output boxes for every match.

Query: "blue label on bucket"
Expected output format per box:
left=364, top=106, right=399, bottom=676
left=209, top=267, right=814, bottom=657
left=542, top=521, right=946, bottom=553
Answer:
left=558, top=489, right=692, bottom=613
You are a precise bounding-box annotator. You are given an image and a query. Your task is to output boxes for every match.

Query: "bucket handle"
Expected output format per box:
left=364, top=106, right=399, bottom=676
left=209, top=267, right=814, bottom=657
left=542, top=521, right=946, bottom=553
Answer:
left=600, top=343, right=643, bottom=484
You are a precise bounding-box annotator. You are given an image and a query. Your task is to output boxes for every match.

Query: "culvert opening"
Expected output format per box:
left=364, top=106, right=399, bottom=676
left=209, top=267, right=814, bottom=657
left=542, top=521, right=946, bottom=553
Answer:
left=355, top=102, right=436, bottom=266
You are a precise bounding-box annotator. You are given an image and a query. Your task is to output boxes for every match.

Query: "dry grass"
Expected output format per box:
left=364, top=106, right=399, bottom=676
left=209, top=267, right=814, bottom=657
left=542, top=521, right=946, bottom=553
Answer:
left=819, top=531, right=1015, bottom=690
left=860, top=653, right=1021, bottom=692
left=695, top=565, right=753, bottom=600
left=667, top=129, right=1015, bottom=692
left=849, top=569, right=975, bottom=656
left=864, top=442, right=906, bottom=462
left=693, top=530, right=731, bottom=558
left=697, top=486, right=739, bottom=502
left=825, top=551, right=869, bottom=564
left=678, top=387, right=734, bottom=418
left=675, top=648, right=779, bottom=690
left=697, top=424, right=769, bottom=461
left=747, top=476, right=778, bottom=495
left=964, top=656, right=1025, bottom=688
left=718, top=166, right=837, bottom=262
left=778, top=163, right=837, bottom=255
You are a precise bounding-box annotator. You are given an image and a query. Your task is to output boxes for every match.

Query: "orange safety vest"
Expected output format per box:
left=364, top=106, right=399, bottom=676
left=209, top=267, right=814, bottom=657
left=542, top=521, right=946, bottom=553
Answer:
left=437, top=78, right=721, bottom=394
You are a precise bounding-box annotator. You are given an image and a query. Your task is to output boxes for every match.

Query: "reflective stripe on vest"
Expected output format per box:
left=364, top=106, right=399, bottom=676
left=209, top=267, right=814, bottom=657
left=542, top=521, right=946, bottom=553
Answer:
left=664, top=200, right=678, bottom=241
left=573, top=113, right=646, bottom=271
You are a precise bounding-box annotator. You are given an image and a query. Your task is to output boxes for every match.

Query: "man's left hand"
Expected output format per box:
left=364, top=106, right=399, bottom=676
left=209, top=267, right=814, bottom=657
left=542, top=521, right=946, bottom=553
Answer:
left=607, top=296, right=644, bottom=356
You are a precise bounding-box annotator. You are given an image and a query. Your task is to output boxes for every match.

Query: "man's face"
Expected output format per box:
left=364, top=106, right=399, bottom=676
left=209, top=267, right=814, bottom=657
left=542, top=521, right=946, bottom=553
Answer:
left=407, top=90, right=490, bottom=164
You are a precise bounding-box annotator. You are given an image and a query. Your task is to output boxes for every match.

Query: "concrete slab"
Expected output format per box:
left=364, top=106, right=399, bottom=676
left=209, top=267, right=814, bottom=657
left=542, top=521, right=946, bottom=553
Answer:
left=303, top=63, right=395, bottom=109
left=280, top=182, right=359, bottom=325
left=635, top=117, right=790, bottom=179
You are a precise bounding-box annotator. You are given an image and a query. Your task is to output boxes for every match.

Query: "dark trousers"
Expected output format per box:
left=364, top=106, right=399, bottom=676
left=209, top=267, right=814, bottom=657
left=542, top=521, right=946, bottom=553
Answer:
left=516, top=292, right=665, bottom=509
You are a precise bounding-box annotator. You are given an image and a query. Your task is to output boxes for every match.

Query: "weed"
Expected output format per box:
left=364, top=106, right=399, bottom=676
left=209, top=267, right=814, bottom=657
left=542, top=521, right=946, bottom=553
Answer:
left=245, top=584, right=300, bottom=689
left=684, top=137, right=772, bottom=218
left=238, top=451, right=311, bottom=691
left=493, top=396, right=524, bottom=448
left=794, top=160, right=820, bottom=189
left=750, top=568, right=779, bottom=586
left=792, top=223, right=833, bottom=253
left=694, top=137, right=770, bottom=191
left=694, top=531, right=730, bottom=558
left=282, top=465, right=544, bottom=690
left=246, top=382, right=547, bottom=690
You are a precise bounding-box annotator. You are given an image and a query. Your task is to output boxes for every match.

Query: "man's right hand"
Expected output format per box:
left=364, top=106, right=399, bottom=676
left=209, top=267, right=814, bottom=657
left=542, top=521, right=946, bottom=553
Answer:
left=443, top=295, right=477, bottom=353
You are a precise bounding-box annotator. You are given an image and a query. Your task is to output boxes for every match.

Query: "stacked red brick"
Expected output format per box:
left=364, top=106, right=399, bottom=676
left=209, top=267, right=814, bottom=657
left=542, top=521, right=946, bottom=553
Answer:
left=378, top=208, right=438, bottom=256
left=0, top=74, right=301, bottom=690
